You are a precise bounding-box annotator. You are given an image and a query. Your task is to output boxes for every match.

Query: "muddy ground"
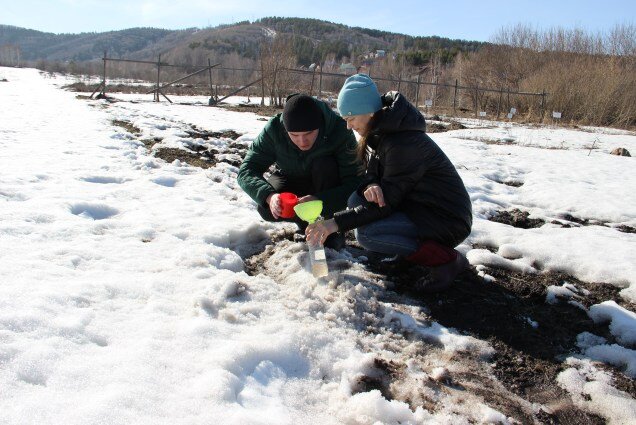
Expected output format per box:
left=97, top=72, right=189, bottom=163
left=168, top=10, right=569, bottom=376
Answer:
left=67, top=82, right=284, bottom=118
left=104, top=102, right=634, bottom=423
left=425, top=117, right=467, bottom=133
left=220, top=102, right=283, bottom=118
left=489, top=208, right=636, bottom=234
left=245, top=229, right=634, bottom=424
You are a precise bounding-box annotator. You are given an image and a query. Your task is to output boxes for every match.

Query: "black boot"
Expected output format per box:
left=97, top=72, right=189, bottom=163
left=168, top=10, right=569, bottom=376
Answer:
left=416, top=252, right=468, bottom=293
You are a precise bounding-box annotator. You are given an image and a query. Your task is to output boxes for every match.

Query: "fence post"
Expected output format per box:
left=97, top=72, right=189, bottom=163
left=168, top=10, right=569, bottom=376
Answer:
left=260, top=60, right=265, bottom=106
left=90, top=51, right=107, bottom=99
left=309, top=67, right=316, bottom=96
left=474, top=84, right=479, bottom=117
left=101, top=50, right=107, bottom=96
left=318, top=63, right=323, bottom=99
left=208, top=59, right=215, bottom=105
left=433, top=75, right=438, bottom=107
left=506, top=87, right=511, bottom=112
left=453, top=79, right=458, bottom=114
left=540, top=89, right=546, bottom=122
left=415, top=74, right=421, bottom=109
left=497, top=87, right=503, bottom=119
left=154, top=54, right=162, bottom=102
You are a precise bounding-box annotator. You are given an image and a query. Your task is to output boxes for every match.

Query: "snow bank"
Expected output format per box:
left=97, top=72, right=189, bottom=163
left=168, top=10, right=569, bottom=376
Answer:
left=589, top=301, right=636, bottom=346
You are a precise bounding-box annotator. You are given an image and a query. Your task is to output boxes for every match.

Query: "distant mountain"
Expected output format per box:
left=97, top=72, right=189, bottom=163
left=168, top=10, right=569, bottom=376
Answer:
left=0, top=18, right=485, bottom=66
left=0, top=25, right=194, bottom=61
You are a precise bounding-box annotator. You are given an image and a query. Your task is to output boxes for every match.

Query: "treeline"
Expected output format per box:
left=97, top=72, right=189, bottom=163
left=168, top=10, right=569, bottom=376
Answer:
left=256, top=17, right=346, bottom=40
left=458, top=24, right=636, bottom=127
left=256, top=17, right=484, bottom=66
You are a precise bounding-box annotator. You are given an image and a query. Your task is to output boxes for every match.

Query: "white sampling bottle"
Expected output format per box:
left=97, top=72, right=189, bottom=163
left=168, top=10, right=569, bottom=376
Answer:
left=293, top=200, right=330, bottom=278
left=308, top=234, right=329, bottom=278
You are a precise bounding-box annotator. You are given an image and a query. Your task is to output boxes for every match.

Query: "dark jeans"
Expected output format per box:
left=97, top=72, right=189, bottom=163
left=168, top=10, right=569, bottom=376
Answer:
left=348, top=192, right=420, bottom=256
left=348, top=192, right=467, bottom=256
left=257, top=156, right=341, bottom=228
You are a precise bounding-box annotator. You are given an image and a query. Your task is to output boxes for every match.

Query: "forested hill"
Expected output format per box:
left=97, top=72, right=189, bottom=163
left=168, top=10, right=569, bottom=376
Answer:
left=257, top=17, right=483, bottom=64
left=0, top=25, right=192, bottom=61
left=0, top=17, right=485, bottom=66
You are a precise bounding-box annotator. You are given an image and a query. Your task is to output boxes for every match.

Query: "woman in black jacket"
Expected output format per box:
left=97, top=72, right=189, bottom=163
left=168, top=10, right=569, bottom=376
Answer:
left=306, top=74, right=472, bottom=292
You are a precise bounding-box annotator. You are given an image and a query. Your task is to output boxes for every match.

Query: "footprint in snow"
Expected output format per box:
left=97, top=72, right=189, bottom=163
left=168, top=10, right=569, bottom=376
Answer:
left=80, top=176, right=130, bottom=184
left=151, top=176, right=178, bottom=187
left=70, top=202, right=119, bottom=220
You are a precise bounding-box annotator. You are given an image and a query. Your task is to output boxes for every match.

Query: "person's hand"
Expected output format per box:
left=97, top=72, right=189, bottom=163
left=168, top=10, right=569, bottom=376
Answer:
left=363, top=184, right=385, bottom=207
left=305, top=219, right=338, bottom=245
left=297, top=195, right=318, bottom=204
left=266, top=193, right=282, bottom=219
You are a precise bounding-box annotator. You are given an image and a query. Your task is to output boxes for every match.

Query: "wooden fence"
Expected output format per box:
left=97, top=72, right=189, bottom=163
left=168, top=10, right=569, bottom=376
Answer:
left=90, top=54, right=549, bottom=120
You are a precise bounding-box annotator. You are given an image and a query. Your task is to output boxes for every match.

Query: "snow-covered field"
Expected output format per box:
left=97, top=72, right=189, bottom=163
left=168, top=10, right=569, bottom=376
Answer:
left=1, top=67, right=635, bottom=424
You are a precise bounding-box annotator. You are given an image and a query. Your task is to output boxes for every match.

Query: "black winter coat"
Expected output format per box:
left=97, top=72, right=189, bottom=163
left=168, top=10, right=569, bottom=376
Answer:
left=333, top=92, right=472, bottom=247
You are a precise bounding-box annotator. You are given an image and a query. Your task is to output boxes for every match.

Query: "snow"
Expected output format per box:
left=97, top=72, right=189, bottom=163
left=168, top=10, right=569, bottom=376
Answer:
left=439, top=121, right=636, bottom=296
left=584, top=344, right=636, bottom=377
left=429, top=367, right=449, bottom=382
left=546, top=282, right=588, bottom=305
left=588, top=301, right=636, bottom=346
left=557, top=358, right=636, bottom=424
left=1, top=67, right=636, bottom=424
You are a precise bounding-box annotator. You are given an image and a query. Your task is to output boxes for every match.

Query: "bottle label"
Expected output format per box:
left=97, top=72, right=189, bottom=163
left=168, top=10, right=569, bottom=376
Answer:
left=314, top=250, right=326, bottom=261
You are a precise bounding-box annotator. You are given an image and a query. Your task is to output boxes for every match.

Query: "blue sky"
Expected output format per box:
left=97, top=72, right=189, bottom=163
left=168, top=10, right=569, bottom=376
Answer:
left=2, top=0, right=634, bottom=41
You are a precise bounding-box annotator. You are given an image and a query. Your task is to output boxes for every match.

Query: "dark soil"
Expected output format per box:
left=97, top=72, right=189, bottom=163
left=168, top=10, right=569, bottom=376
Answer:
left=550, top=213, right=636, bottom=234
left=153, top=138, right=247, bottom=169
left=414, top=267, right=616, bottom=360
left=243, top=228, right=299, bottom=276
left=351, top=358, right=404, bottom=401
left=371, top=259, right=631, bottom=423
left=617, top=224, right=636, bottom=234
left=491, top=178, right=524, bottom=187
left=473, top=137, right=517, bottom=146
left=559, top=213, right=593, bottom=226
left=94, top=93, right=118, bottom=102
left=106, top=115, right=249, bottom=169
left=489, top=209, right=546, bottom=229
left=141, top=137, right=163, bottom=149
left=64, top=81, right=215, bottom=97
left=111, top=119, right=141, bottom=135
left=221, top=102, right=283, bottom=118
left=154, top=147, right=216, bottom=168
left=426, top=120, right=467, bottom=133
left=185, top=126, right=242, bottom=140
left=487, top=342, right=605, bottom=425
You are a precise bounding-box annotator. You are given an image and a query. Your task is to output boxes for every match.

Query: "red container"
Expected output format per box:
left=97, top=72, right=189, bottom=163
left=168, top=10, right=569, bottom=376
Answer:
left=279, top=192, right=298, bottom=218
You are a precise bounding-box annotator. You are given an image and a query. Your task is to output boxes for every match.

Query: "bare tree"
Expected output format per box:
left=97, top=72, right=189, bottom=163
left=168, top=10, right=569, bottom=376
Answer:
left=457, top=23, right=636, bottom=126
left=259, top=35, right=296, bottom=106
left=0, top=44, right=21, bottom=67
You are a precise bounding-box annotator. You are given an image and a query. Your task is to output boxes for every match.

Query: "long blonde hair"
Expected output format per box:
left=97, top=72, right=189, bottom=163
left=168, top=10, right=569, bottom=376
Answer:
left=356, top=111, right=382, bottom=168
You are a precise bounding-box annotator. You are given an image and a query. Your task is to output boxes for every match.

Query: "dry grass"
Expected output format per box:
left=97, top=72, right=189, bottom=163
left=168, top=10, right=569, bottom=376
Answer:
left=453, top=24, right=636, bottom=128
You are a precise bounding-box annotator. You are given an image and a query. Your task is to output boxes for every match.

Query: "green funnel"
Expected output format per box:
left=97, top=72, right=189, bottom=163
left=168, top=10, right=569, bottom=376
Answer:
left=294, top=200, right=323, bottom=224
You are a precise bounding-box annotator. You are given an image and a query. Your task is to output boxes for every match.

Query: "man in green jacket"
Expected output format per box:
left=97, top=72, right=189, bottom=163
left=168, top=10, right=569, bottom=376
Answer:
left=238, top=94, right=361, bottom=250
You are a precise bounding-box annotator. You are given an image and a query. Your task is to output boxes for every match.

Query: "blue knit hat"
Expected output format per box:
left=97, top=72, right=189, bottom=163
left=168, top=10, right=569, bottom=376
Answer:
left=337, top=74, right=383, bottom=117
